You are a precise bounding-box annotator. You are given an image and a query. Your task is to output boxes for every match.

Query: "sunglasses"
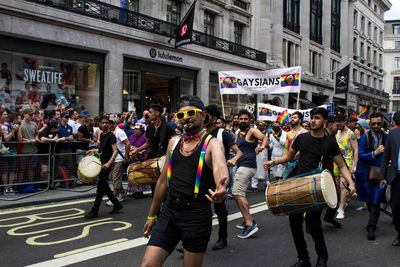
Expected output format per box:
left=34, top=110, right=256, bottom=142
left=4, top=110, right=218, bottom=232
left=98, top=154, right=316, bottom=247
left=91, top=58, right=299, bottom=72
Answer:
left=371, top=122, right=382, bottom=126
left=175, top=109, right=202, bottom=120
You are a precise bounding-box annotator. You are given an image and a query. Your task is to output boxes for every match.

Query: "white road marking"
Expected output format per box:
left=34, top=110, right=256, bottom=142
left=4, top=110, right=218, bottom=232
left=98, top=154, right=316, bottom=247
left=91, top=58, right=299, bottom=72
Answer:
left=27, top=202, right=269, bottom=267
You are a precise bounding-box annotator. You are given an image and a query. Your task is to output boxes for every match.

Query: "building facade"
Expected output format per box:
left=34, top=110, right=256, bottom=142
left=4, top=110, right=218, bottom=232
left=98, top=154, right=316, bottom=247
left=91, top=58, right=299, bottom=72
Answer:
left=0, top=0, right=392, bottom=116
left=383, top=19, right=400, bottom=114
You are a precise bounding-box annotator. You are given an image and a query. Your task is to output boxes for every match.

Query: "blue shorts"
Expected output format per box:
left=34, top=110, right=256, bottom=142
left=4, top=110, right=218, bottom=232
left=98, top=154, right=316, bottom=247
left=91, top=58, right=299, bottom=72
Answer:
left=148, top=196, right=212, bottom=254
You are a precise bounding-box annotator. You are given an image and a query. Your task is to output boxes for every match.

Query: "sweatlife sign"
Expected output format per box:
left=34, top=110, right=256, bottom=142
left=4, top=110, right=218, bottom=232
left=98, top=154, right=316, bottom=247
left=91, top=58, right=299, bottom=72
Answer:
left=218, top=67, right=301, bottom=95
left=258, top=103, right=329, bottom=122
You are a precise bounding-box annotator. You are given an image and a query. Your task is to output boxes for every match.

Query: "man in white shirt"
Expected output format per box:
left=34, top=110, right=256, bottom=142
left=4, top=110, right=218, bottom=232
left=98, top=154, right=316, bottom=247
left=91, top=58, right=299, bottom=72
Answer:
left=68, top=109, right=81, bottom=138
left=107, top=118, right=130, bottom=205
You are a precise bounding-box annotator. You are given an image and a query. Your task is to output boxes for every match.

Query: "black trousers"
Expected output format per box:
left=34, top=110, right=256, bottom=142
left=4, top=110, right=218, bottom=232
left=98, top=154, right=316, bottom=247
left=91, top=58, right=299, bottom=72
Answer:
left=289, top=210, right=328, bottom=261
left=93, top=168, right=119, bottom=211
left=366, top=203, right=380, bottom=231
left=214, top=200, right=228, bottom=241
left=391, top=175, right=400, bottom=234
left=324, top=207, right=338, bottom=221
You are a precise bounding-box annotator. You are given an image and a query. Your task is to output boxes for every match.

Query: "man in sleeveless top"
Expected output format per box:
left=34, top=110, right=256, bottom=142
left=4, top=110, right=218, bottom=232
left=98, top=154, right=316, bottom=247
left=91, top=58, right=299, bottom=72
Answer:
left=205, top=104, right=243, bottom=250
left=265, top=108, right=356, bottom=267
left=334, top=114, right=358, bottom=220
left=282, top=111, right=308, bottom=178
left=141, top=96, right=228, bottom=267
left=232, top=109, right=268, bottom=239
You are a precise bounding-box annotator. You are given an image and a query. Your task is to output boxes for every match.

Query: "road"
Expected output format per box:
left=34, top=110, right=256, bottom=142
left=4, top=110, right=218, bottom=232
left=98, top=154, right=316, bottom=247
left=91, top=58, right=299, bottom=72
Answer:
left=0, top=190, right=399, bottom=267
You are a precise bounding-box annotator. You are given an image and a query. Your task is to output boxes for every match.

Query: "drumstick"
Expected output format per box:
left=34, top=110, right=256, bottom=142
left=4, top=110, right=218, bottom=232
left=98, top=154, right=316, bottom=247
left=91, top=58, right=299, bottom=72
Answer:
left=342, top=182, right=350, bottom=192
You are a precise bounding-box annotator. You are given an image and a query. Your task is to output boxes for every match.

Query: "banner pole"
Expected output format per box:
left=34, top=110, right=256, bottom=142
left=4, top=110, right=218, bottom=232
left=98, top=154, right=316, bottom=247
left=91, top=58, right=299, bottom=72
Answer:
left=296, top=90, right=300, bottom=110
left=220, top=93, right=226, bottom=119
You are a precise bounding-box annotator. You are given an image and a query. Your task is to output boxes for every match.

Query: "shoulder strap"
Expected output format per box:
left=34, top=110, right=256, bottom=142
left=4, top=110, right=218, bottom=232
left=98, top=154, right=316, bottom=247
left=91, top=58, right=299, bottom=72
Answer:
left=217, top=128, right=224, bottom=142
left=157, top=122, right=167, bottom=157
left=194, top=134, right=213, bottom=198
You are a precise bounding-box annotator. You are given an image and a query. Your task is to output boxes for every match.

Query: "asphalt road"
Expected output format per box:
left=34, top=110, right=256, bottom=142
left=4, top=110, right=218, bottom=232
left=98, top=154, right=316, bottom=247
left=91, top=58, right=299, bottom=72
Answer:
left=0, top=189, right=399, bottom=267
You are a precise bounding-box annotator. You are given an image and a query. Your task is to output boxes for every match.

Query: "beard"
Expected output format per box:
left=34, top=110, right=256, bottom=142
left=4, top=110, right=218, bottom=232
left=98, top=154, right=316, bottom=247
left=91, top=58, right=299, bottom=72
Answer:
left=291, top=120, right=299, bottom=127
left=233, top=121, right=239, bottom=126
left=239, top=123, right=249, bottom=131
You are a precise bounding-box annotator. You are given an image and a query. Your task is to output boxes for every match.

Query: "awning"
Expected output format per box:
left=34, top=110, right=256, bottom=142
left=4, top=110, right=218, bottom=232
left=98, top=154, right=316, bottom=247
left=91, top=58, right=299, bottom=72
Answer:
left=289, top=96, right=317, bottom=109
left=335, top=104, right=356, bottom=114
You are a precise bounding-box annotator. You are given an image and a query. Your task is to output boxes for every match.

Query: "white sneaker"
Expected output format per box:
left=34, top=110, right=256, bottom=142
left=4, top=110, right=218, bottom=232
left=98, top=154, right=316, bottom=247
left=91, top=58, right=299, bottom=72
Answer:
left=118, top=194, right=124, bottom=202
left=336, top=209, right=345, bottom=220
left=3, top=187, right=9, bottom=195
left=8, top=187, right=15, bottom=195
left=106, top=200, right=114, bottom=206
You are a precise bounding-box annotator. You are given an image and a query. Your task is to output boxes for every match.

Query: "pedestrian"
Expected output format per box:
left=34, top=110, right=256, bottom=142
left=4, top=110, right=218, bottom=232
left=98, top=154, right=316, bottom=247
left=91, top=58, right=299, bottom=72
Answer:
left=107, top=118, right=130, bottom=204
left=380, top=111, right=400, bottom=247
left=205, top=104, right=242, bottom=250
left=233, top=109, right=268, bottom=239
left=355, top=112, right=387, bottom=240
left=85, top=116, right=123, bottom=219
left=250, top=120, right=269, bottom=191
left=269, top=123, right=287, bottom=180
left=140, top=95, right=228, bottom=267
left=334, top=114, right=358, bottom=220
left=264, top=107, right=356, bottom=267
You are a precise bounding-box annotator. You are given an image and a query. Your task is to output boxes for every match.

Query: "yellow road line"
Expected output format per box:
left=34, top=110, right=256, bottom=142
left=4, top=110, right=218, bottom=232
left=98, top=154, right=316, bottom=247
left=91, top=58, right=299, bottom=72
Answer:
left=53, top=238, right=128, bottom=258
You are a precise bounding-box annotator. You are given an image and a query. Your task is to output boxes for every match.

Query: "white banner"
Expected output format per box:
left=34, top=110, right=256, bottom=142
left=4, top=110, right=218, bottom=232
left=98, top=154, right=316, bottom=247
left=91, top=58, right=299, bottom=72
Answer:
left=218, top=66, right=301, bottom=95
left=257, top=103, right=328, bottom=122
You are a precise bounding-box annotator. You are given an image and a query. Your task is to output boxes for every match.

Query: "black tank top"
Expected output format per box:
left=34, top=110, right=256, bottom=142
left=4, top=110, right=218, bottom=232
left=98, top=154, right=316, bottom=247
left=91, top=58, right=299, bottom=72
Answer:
left=168, top=136, right=215, bottom=199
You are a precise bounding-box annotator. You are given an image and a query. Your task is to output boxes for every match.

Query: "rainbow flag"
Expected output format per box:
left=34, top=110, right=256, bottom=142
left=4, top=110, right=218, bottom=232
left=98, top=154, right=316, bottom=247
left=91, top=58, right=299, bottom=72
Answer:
left=358, top=106, right=367, bottom=119
left=277, top=110, right=289, bottom=124
left=281, top=73, right=300, bottom=87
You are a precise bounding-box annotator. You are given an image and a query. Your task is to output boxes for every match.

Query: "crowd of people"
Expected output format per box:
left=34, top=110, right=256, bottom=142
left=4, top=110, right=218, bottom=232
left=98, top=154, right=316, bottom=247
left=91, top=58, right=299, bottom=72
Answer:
left=1, top=97, right=400, bottom=267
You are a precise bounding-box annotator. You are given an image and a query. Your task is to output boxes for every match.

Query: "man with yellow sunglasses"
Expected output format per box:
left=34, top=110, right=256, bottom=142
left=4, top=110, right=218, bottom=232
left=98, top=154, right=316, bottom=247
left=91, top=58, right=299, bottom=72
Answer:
left=141, top=95, right=229, bottom=267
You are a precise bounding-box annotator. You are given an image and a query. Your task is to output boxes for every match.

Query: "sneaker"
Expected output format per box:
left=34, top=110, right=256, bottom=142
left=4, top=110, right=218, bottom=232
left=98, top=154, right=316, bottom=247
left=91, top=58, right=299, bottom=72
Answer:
left=356, top=206, right=367, bottom=211
left=237, top=222, right=259, bottom=239
left=236, top=222, right=246, bottom=229
left=118, top=193, right=124, bottom=202
left=85, top=209, right=98, bottom=219
left=8, top=187, right=15, bottom=195
left=126, top=191, right=133, bottom=196
left=336, top=209, right=345, bottom=220
left=76, top=179, right=84, bottom=185
left=106, top=200, right=114, bottom=206
left=3, top=187, right=9, bottom=195
left=110, top=203, right=123, bottom=214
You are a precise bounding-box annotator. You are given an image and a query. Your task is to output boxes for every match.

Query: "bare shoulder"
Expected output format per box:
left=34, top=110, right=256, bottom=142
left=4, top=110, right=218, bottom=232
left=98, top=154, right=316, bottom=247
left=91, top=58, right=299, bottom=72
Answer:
left=348, top=130, right=357, bottom=140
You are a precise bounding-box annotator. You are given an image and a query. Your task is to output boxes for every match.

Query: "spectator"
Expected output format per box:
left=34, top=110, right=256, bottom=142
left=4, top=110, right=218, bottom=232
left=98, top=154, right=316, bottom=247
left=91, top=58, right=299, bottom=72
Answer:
left=77, top=115, right=94, bottom=164
left=17, top=108, right=39, bottom=183
left=216, top=117, right=227, bottom=129
left=123, top=111, right=138, bottom=138
left=107, top=118, right=130, bottom=204
left=166, top=113, right=177, bottom=130
left=57, top=112, right=74, bottom=186
left=1, top=108, right=18, bottom=195
left=68, top=109, right=80, bottom=138
left=139, top=110, right=149, bottom=124
left=91, top=116, right=101, bottom=148
left=250, top=121, right=269, bottom=191
left=40, top=84, right=57, bottom=109
left=174, top=126, right=183, bottom=136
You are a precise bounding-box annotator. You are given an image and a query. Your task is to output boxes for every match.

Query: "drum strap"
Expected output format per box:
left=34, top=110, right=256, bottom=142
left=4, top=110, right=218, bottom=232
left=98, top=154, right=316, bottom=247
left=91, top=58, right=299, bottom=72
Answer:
left=167, top=134, right=213, bottom=198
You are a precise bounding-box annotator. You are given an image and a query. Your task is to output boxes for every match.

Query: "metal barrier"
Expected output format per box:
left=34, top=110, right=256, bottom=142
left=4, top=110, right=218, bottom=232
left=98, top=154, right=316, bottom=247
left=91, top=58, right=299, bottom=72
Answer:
left=0, top=141, right=96, bottom=200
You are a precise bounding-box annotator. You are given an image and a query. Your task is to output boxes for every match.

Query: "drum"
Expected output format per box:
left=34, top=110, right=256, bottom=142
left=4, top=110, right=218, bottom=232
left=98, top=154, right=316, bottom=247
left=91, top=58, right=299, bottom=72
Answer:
left=127, top=156, right=166, bottom=186
left=265, top=169, right=337, bottom=215
left=77, top=155, right=102, bottom=183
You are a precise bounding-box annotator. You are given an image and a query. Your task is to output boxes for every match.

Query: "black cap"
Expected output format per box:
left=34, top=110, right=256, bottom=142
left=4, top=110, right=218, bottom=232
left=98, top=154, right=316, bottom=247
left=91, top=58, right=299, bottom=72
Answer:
left=177, top=95, right=205, bottom=111
left=60, top=112, right=70, bottom=118
left=205, top=104, right=221, bottom=118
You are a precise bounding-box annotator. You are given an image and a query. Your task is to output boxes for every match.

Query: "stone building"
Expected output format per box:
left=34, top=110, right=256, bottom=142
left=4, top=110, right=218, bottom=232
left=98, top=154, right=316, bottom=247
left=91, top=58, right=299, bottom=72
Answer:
left=383, top=19, right=400, bottom=114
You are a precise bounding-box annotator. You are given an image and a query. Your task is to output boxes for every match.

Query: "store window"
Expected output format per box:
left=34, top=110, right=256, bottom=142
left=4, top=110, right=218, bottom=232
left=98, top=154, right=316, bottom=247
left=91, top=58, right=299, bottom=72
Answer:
left=122, top=69, right=142, bottom=112
left=0, top=51, right=100, bottom=113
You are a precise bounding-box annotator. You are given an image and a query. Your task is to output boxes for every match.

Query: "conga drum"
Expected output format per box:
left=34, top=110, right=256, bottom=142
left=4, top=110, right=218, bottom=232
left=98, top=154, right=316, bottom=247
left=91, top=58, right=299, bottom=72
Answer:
left=78, top=155, right=102, bottom=183
left=127, top=156, right=166, bottom=186
left=265, top=169, right=337, bottom=215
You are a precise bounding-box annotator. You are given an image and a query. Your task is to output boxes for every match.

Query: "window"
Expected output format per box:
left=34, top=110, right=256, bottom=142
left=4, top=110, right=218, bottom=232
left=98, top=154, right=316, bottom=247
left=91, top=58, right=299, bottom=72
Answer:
left=374, top=77, right=377, bottom=88
left=127, top=0, right=139, bottom=12
left=360, top=41, right=365, bottom=58
left=283, top=39, right=297, bottom=67
left=367, top=46, right=371, bottom=62
left=395, top=41, right=400, bottom=49
left=393, top=101, right=400, bottom=112
left=353, top=37, right=358, bottom=55
left=368, top=0, right=371, bottom=6
left=354, top=10, right=358, bottom=28
left=331, top=0, right=341, bottom=52
left=353, top=69, right=358, bottom=83
left=360, top=72, right=365, bottom=84
left=309, top=50, right=321, bottom=77
left=361, top=16, right=365, bottom=32
left=394, top=24, right=400, bottom=35
left=234, top=0, right=248, bottom=10
left=374, top=26, right=378, bottom=41
left=395, top=57, right=400, bottom=69
left=380, top=31, right=383, bottom=45
left=367, top=75, right=371, bottom=86
left=374, top=4, right=377, bottom=12
left=373, top=50, right=377, bottom=66
left=368, top=21, right=372, bottom=37
left=234, top=22, right=243, bottom=45
left=379, top=53, right=383, bottom=68
left=394, top=77, right=400, bottom=94
left=167, top=0, right=181, bottom=25
left=204, top=12, right=215, bottom=36
left=330, top=59, right=339, bottom=79
left=284, top=0, right=300, bottom=33
left=310, top=0, right=323, bottom=44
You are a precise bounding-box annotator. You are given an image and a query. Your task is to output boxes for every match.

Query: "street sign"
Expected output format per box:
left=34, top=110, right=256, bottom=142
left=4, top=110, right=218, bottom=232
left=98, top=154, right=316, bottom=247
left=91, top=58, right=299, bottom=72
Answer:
left=324, top=102, right=334, bottom=116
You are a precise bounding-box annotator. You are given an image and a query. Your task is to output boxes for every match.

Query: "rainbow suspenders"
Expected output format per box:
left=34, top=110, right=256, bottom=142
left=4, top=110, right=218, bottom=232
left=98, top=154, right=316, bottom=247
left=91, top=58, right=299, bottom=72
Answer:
left=167, top=134, right=213, bottom=198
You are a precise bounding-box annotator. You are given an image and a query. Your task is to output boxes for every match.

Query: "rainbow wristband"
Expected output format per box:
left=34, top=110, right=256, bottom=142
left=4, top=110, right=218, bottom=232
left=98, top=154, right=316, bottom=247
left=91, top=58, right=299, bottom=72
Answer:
left=147, top=215, right=157, bottom=220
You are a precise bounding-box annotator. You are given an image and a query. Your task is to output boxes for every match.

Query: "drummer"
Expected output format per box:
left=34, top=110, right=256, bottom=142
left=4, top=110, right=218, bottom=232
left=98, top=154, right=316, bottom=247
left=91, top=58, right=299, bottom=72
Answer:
left=85, top=116, right=123, bottom=219
left=264, top=107, right=356, bottom=267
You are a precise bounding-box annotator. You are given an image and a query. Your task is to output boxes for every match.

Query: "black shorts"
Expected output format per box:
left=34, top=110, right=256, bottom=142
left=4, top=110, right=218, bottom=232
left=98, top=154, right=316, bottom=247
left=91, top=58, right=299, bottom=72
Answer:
left=148, top=196, right=212, bottom=254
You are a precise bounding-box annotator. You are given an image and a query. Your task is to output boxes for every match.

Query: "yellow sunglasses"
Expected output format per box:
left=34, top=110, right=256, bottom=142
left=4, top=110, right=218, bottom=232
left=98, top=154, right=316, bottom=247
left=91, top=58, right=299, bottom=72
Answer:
left=175, top=109, right=202, bottom=120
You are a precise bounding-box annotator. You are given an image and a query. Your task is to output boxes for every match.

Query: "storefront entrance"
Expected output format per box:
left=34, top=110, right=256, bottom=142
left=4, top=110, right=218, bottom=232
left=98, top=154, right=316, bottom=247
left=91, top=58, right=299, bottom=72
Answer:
left=123, top=58, right=196, bottom=114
